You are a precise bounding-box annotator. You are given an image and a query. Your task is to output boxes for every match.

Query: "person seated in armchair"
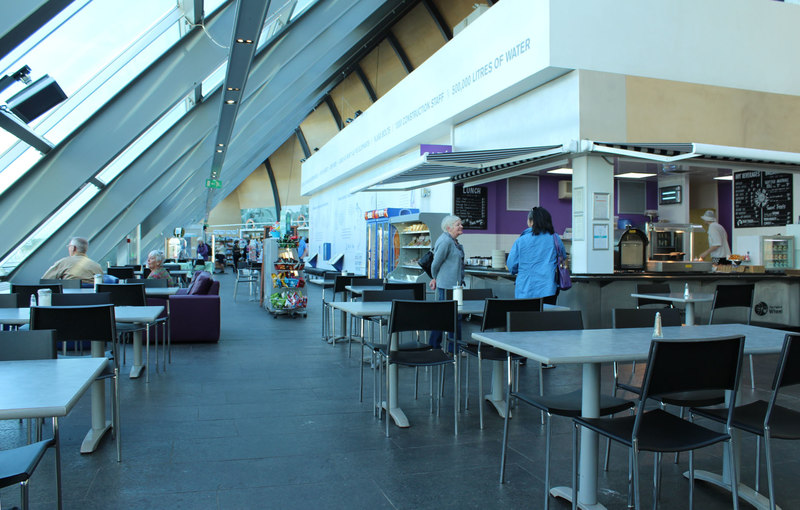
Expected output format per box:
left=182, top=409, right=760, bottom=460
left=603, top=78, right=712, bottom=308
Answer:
left=147, top=249, right=175, bottom=287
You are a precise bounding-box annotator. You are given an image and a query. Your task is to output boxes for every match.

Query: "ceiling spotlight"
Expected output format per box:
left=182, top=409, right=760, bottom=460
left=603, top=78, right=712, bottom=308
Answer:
left=217, top=143, right=224, bottom=147
left=226, top=87, right=240, bottom=91
left=236, top=38, right=253, bottom=44
left=300, top=158, right=307, bottom=163
left=216, top=149, right=223, bottom=153
left=345, top=118, right=353, bottom=124
left=225, top=100, right=236, bottom=105
left=354, top=110, right=363, bottom=117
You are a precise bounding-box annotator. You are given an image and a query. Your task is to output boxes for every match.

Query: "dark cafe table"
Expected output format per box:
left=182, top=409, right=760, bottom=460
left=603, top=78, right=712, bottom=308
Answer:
left=472, top=323, right=788, bottom=510
left=0, top=357, right=108, bottom=510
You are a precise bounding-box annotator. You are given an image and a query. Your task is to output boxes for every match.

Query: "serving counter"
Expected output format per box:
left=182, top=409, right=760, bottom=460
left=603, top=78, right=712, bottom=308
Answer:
left=465, top=268, right=800, bottom=329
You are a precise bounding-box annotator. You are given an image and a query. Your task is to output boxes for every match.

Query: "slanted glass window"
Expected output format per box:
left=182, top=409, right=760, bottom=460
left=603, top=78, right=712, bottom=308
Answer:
left=0, top=0, right=179, bottom=194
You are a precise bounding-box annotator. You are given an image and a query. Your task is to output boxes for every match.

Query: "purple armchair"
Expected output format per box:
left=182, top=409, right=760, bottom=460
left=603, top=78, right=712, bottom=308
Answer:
left=166, top=271, right=220, bottom=343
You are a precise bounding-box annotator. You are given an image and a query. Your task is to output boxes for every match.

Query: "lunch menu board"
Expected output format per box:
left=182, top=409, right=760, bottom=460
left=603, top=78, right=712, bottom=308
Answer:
left=734, top=171, right=793, bottom=227
left=454, top=185, right=487, bottom=230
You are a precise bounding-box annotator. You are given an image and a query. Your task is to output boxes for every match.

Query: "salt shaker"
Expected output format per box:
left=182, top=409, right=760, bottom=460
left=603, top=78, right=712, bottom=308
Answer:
left=29, top=293, right=37, bottom=307
left=452, top=285, right=463, bottom=306
left=94, top=273, right=104, bottom=290
left=683, top=283, right=690, bottom=299
left=653, top=311, right=663, bottom=338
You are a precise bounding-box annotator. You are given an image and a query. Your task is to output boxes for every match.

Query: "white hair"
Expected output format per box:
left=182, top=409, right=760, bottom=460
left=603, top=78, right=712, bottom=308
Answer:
left=148, top=250, right=165, bottom=264
left=441, top=215, right=461, bottom=231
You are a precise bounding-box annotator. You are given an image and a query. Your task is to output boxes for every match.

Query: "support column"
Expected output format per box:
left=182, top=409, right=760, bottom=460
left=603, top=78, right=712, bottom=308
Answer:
left=570, top=156, right=615, bottom=274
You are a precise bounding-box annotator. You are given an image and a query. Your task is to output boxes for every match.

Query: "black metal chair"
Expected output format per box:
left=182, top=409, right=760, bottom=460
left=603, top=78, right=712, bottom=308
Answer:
left=383, top=282, right=426, bottom=300
left=107, top=266, right=135, bottom=279
left=232, top=261, right=258, bottom=302
left=444, top=288, right=494, bottom=300
left=499, top=310, right=633, bottom=510
left=383, top=300, right=459, bottom=437
left=40, top=278, right=81, bottom=289
left=10, top=284, right=62, bottom=307
left=324, top=275, right=358, bottom=345
left=0, top=436, right=55, bottom=510
left=29, top=305, right=122, bottom=462
left=461, top=297, right=541, bottom=430
left=692, top=333, right=800, bottom=510
left=51, top=292, right=112, bottom=306
left=96, top=283, right=164, bottom=370
left=126, top=278, right=168, bottom=288
left=320, top=271, right=340, bottom=342
left=572, top=335, right=744, bottom=510
left=350, top=277, right=383, bottom=287
left=636, top=283, right=674, bottom=308
left=359, top=289, right=417, bottom=411
left=709, top=284, right=755, bottom=388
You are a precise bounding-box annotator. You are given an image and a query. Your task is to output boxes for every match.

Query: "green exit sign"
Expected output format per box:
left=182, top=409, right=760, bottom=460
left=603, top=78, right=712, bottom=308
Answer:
left=205, top=179, right=222, bottom=189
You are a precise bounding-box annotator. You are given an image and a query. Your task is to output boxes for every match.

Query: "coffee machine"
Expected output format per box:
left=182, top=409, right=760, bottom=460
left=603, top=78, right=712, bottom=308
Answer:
left=617, top=228, right=649, bottom=271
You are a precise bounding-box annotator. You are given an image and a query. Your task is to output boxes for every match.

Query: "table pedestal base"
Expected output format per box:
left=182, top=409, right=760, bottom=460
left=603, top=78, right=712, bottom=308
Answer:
left=129, top=364, right=145, bottom=378
left=381, top=401, right=410, bottom=427
left=551, top=486, right=608, bottom=510
left=484, top=394, right=509, bottom=418
left=684, top=470, right=779, bottom=510
left=80, top=420, right=111, bottom=453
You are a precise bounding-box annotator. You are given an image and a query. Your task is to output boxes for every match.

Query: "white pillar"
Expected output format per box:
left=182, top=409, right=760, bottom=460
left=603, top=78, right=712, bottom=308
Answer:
left=570, top=156, right=614, bottom=274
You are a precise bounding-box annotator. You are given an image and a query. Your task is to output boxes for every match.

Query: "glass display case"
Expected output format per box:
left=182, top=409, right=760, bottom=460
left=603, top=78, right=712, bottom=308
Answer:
left=646, top=223, right=712, bottom=272
left=761, top=235, right=794, bottom=271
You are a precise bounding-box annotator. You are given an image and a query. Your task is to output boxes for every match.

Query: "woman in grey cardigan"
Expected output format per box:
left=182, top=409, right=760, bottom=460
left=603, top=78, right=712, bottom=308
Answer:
left=429, top=215, right=464, bottom=349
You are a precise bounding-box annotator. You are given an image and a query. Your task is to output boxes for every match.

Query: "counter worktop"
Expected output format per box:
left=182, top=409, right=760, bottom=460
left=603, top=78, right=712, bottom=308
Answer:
left=466, top=267, right=799, bottom=281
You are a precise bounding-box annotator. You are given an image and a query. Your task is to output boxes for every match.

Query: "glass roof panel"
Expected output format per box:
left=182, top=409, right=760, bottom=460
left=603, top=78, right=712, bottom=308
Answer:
left=291, top=0, right=319, bottom=20
left=0, top=0, right=179, bottom=193
left=0, top=183, right=99, bottom=277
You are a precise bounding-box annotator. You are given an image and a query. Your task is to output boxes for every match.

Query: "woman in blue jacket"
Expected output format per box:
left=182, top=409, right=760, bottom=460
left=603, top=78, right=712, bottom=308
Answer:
left=507, top=207, right=564, bottom=302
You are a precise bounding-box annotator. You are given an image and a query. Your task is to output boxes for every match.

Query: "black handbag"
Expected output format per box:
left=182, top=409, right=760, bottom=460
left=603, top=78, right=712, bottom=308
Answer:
left=418, top=250, right=434, bottom=278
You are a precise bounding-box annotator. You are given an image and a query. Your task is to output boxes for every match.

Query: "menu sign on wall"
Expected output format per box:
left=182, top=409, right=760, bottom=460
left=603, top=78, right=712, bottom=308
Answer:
left=454, top=185, right=488, bottom=230
left=734, top=171, right=793, bottom=227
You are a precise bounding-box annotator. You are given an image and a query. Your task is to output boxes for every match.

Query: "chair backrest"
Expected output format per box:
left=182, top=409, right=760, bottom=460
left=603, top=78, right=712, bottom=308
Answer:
left=445, top=288, right=494, bottom=300
left=772, top=334, right=800, bottom=389
left=351, top=277, right=383, bottom=287
left=481, top=298, right=542, bottom=332
left=0, top=294, right=18, bottom=308
left=163, top=263, right=181, bottom=272
left=40, top=278, right=81, bottom=289
left=30, top=304, right=117, bottom=343
left=0, top=330, right=58, bottom=360
left=51, top=292, right=112, bottom=306
left=506, top=310, right=583, bottom=332
left=107, top=266, right=135, bottom=279
left=383, top=282, right=426, bottom=301
left=388, top=300, right=457, bottom=335
left=333, top=275, right=357, bottom=294
left=641, top=335, right=744, bottom=404
left=126, top=278, right=168, bottom=288
left=96, top=283, right=146, bottom=306
left=636, top=283, right=673, bottom=308
left=10, top=284, right=63, bottom=307
left=361, top=289, right=415, bottom=302
left=709, top=284, right=754, bottom=325
left=613, top=308, right=682, bottom=329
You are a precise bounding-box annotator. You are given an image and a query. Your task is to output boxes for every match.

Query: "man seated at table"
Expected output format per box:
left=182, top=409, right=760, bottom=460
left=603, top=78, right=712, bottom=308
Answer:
left=41, top=236, right=103, bottom=285
left=147, top=250, right=175, bottom=287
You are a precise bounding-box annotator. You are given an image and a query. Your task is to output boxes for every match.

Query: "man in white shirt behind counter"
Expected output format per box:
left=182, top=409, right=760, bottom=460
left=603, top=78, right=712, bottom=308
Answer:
left=696, top=210, right=731, bottom=261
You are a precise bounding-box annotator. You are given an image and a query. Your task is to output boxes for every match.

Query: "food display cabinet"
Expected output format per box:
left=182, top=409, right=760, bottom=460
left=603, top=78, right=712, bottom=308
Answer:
left=761, top=235, right=794, bottom=271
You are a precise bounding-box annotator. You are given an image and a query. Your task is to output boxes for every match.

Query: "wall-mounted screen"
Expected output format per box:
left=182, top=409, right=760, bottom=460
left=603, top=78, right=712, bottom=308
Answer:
left=659, top=185, right=682, bottom=205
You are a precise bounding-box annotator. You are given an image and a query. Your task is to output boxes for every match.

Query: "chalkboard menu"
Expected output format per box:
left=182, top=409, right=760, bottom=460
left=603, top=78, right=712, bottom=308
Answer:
left=734, top=171, right=793, bottom=228
left=454, top=185, right=487, bottom=230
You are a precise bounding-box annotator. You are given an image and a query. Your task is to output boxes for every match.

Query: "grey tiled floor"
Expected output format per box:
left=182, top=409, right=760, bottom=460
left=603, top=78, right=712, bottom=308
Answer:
left=2, top=276, right=800, bottom=509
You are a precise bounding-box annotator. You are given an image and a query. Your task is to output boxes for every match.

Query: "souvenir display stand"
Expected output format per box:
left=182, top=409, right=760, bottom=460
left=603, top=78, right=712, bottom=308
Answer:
left=264, top=236, right=308, bottom=318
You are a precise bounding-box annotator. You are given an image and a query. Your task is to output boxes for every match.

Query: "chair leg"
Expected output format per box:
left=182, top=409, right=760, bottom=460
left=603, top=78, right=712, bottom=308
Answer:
left=544, top=413, right=552, bottom=510
left=385, top=359, right=391, bottom=437
left=500, top=355, right=513, bottom=484
left=539, top=363, right=545, bottom=425
left=764, top=432, right=776, bottom=510
left=478, top=351, right=485, bottom=429
left=755, top=435, right=761, bottom=493
left=675, top=406, right=686, bottom=463
left=728, top=438, right=740, bottom=510
left=632, top=444, right=641, bottom=510
left=571, top=423, right=579, bottom=510
left=453, top=358, right=459, bottom=436
left=114, top=367, right=121, bottom=462
left=689, top=448, right=694, bottom=510
left=749, top=354, right=755, bottom=389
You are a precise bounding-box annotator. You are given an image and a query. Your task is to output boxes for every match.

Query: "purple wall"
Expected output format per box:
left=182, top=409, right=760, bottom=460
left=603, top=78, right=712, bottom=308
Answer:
left=718, top=180, right=733, bottom=239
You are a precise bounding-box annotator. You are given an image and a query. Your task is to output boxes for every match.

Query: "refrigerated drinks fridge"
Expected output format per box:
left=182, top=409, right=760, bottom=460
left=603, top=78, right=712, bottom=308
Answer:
left=365, top=208, right=418, bottom=279
left=761, top=235, right=794, bottom=271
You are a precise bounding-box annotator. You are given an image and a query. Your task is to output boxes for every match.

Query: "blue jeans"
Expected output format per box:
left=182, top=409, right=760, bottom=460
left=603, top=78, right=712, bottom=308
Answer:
left=429, top=288, right=462, bottom=351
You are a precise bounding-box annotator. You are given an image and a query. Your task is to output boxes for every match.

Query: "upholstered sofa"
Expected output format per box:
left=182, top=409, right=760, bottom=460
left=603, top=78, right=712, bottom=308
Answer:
left=148, top=271, right=220, bottom=343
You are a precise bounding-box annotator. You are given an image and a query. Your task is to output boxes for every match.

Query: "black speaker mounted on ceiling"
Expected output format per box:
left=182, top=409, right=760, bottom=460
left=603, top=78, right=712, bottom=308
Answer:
left=6, top=75, right=67, bottom=123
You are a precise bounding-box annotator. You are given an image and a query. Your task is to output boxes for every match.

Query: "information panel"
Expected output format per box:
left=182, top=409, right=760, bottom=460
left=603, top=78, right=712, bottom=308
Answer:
left=734, top=171, right=793, bottom=228
left=454, top=185, right=488, bottom=230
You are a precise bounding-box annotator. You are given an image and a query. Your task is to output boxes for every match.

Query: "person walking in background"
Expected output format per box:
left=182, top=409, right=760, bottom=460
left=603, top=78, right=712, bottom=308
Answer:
left=696, top=209, right=731, bottom=262
left=297, top=237, right=309, bottom=259
left=429, top=215, right=465, bottom=349
left=232, top=239, right=242, bottom=268
left=197, top=239, right=210, bottom=261
left=507, top=206, right=563, bottom=304
left=42, top=236, right=103, bottom=285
